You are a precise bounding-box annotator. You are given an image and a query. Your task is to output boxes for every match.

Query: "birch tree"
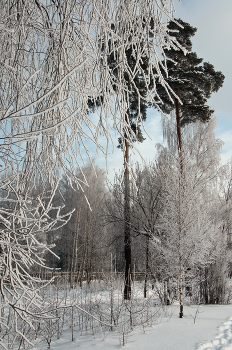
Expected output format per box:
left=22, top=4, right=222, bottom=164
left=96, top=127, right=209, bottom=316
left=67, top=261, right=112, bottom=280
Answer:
left=156, top=116, right=225, bottom=315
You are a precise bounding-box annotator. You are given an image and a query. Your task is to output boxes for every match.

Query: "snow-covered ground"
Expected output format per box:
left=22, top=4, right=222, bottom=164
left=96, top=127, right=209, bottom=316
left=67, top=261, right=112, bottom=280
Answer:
left=33, top=304, right=232, bottom=350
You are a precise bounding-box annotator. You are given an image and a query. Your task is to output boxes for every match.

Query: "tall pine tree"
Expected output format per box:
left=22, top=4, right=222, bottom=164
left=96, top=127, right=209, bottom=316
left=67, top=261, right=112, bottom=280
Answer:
left=154, top=18, right=224, bottom=317
left=107, top=26, right=149, bottom=299
left=154, top=18, right=224, bottom=168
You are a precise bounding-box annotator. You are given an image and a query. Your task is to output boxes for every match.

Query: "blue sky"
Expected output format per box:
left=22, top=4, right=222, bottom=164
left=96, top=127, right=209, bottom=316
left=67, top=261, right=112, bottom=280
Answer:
left=92, top=0, right=232, bottom=182
left=174, top=0, right=232, bottom=163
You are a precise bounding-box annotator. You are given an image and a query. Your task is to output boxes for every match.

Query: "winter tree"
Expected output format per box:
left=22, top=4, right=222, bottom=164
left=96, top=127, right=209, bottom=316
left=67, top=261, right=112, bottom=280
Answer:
left=105, top=161, right=164, bottom=298
left=156, top=115, right=225, bottom=316
left=0, top=0, right=183, bottom=346
left=152, top=18, right=224, bottom=317
left=106, top=35, right=150, bottom=299
left=154, top=18, right=224, bottom=168
left=129, top=162, right=164, bottom=298
left=48, top=163, right=110, bottom=286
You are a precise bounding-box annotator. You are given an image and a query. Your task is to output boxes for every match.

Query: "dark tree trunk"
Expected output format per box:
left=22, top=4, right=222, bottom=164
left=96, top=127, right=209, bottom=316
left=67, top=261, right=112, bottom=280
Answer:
left=124, top=114, right=132, bottom=300
left=175, top=97, right=184, bottom=318
left=144, top=234, right=149, bottom=298
left=175, top=97, right=183, bottom=171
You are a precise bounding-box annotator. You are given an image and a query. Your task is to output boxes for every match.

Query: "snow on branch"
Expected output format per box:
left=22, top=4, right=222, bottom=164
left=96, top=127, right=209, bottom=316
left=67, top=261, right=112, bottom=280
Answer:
left=0, top=0, right=181, bottom=347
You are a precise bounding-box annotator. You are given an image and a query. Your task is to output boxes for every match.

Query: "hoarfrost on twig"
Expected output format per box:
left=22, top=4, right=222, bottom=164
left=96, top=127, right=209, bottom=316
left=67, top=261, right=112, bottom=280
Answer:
left=0, top=0, right=181, bottom=347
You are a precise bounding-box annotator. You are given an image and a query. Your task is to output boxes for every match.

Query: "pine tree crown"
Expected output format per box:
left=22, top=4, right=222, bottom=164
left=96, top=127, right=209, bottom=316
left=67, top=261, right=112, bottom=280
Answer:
left=154, top=18, right=225, bottom=126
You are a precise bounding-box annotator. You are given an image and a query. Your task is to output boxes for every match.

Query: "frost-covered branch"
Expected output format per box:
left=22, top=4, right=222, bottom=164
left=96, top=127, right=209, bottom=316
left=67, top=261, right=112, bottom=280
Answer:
left=0, top=0, right=181, bottom=347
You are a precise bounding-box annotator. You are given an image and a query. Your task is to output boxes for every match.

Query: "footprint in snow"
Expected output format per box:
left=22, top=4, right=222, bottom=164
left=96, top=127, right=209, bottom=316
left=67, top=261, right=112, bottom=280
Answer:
left=197, top=318, right=232, bottom=350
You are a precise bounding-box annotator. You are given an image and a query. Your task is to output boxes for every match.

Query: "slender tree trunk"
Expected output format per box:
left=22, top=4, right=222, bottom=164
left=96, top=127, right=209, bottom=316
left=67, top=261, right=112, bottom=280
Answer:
left=88, top=235, right=95, bottom=284
left=78, top=219, right=89, bottom=287
left=175, top=97, right=183, bottom=168
left=175, top=97, right=184, bottom=318
left=80, top=240, right=87, bottom=288
left=144, top=234, right=149, bottom=298
left=179, top=233, right=184, bottom=318
left=178, top=174, right=184, bottom=318
left=70, top=234, right=76, bottom=287
left=124, top=112, right=132, bottom=300
left=72, top=209, right=81, bottom=287
left=70, top=217, right=79, bottom=287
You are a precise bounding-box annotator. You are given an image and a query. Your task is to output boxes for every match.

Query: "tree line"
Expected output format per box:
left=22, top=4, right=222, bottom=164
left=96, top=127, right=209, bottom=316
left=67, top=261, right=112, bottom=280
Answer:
left=44, top=115, right=232, bottom=316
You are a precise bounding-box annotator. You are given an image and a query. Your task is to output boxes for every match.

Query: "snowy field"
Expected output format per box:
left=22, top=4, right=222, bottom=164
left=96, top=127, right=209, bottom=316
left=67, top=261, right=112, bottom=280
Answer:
left=32, top=303, right=232, bottom=350
left=3, top=278, right=232, bottom=350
